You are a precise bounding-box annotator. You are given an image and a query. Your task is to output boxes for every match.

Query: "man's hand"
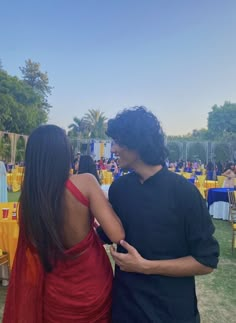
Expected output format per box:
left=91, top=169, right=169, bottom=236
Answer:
left=110, top=241, right=214, bottom=276
left=110, top=240, right=146, bottom=273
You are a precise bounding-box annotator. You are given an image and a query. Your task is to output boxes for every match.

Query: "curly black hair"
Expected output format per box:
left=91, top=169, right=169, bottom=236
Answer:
left=106, top=106, right=168, bottom=165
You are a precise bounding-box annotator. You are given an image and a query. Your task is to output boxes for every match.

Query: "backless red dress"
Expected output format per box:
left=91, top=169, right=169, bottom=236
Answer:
left=3, top=179, right=113, bottom=322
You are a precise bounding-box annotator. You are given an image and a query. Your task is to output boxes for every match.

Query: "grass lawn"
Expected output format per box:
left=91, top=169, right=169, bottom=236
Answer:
left=7, top=191, right=21, bottom=202
left=196, top=220, right=236, bottom=323
left=0, top=195, right=235, bottom=322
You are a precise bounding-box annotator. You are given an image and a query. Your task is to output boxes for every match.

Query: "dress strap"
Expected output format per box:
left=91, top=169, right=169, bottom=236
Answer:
left=65, top=179, right=89, bottom=207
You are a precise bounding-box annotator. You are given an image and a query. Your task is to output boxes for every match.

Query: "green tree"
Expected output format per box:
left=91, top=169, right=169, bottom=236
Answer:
left=208, top=101, right=236, bottom=139
left=191, top=128, right=211, bottom=140
left=15, top=136, right=26, bottom=163
left=68, top=117, right=91, bottom=154
left=0, top=70, right=47, bottom=134
left=68, top=117, right=91, bottom=139
left=168, top=128, right=211, bottom=142
left=167, top=134, right=192, bottom=141
left=0, top=135, right=11, bottom=162
left=187, top=143, right=206, bottom=163
left=214, top=143, right=231, bottom=163
left=166, top=142, right=181, bottom=162
left=83, top=109, right=107, bottom=139
left=19, top=59, right=53, bottom=112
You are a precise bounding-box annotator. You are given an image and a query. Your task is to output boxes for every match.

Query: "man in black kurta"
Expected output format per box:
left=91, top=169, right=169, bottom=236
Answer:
left=101, top=106, right=219, bottom=323
left=109, top=167, right=219, bottom=322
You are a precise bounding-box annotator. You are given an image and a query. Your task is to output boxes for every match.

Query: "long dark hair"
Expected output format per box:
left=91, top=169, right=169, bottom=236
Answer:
left=20, top=125, right=72, bottom=272
left=78, top=155, right=100, bottom=184
left=224, top=162, right=234, bottom=172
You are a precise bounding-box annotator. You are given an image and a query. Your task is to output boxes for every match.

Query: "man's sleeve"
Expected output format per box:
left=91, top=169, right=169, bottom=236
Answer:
left=184, top=186, right=220, bottom=268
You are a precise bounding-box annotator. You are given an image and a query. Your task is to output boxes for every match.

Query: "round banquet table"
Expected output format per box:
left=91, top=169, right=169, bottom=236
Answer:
left=207, top=188, right=235, bottom=220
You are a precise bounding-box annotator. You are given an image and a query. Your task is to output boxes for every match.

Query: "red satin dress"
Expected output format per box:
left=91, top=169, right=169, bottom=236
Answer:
left=3, top=179, right=113, bottom=323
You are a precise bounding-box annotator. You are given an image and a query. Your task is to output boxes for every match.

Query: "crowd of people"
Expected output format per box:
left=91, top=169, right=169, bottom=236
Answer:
left=71, top=154, right=236, bottom=190
left=2, top=144, right=236, bottom=196
left=72, top=154, right=129, bottom=183
left=70, top=154, right=236, bottom=191
left=167, top=159, right=236, bottom=176
left=167, top=160, right=236, bottom=187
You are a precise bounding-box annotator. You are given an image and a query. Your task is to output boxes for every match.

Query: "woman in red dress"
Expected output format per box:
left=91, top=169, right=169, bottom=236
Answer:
left=3, top=125, right=125, bottom=323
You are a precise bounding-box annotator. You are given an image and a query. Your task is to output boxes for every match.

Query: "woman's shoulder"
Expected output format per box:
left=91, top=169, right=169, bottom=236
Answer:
left=69, top=174, right=101, bottom=198
left=70, top=173, right=98, bottom=183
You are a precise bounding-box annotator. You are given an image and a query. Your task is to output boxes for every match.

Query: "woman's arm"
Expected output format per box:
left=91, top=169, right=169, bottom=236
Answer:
left=76, top=174, right=125, bottom=243
left=222, top=169, right=231, bottom=177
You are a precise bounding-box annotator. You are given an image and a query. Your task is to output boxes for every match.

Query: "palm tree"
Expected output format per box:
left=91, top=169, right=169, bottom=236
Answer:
left=83, top=109, right=107, bottom=139
left=68, top=117, right=91, bottom=139
left=68, top=117, right=91, bottom=154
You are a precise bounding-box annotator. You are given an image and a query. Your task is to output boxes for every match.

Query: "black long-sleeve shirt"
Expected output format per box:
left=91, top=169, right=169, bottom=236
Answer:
left=99, top=167, right=219, bottom=323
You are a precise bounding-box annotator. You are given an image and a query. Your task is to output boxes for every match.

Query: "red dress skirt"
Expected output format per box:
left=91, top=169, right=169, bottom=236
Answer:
left=3, top=227, right=113, bottom=323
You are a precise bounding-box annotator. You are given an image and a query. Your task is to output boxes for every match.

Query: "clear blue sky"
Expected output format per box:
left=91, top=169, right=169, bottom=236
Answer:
left=1, top=0, right=236, bottom=135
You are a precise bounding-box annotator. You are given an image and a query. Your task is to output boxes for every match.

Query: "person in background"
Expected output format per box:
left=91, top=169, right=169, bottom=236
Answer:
left=0, top=161, right=7, bottom=202
left=222, top=162, right=236, bottom=188
left=177, top=159, right=184, bottom=169
left=98, top=106, right=219, bottom=323
left=206, top=161, right=214, bottom=180
left=110, top=159, right=118, bottom=175
left=3, top=125, right=125, bottom=323
left=216, top=161, right=223, bottom=175
left=99, top=157, right=107, bottom=170
left=107, top=159, right=119, bottom=176
left=72, top=158, right=79, bottom=174
left=78, top=155, right=100, bottom=184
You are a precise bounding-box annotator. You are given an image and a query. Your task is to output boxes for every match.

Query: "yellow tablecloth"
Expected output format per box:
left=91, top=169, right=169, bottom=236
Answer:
left=0, top=220, right=19, bottom=268
left=7, top=173, right=23, bottom=192
left=195, top=180, right=219, bottom=189
left=17, top=166, right=24, bottom=174
left=100, top=170, right=113, bottom=185
left=194, top=180, right=219, bottom=198
left=0, top=203, right=19, bottom=268
left=205, top=181, right=219, bottom=189
left=6, top=174, right=11, bottom=186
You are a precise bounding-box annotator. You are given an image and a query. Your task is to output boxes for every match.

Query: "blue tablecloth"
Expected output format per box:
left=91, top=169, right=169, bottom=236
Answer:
left=207, top=188, right=235, bottom=207
left=188, top=177, right=195, bottom=184
left=207, top=170, right=214, bottom=180
left=184, top=168, right=192, bottom=173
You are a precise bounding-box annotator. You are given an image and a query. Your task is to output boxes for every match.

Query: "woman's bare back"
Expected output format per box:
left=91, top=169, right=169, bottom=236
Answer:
left=61, top=173, right=125, bottom=249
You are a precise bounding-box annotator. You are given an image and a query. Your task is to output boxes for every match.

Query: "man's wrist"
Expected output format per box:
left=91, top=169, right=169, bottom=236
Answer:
left=141, top=259, right=157, bottom=275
